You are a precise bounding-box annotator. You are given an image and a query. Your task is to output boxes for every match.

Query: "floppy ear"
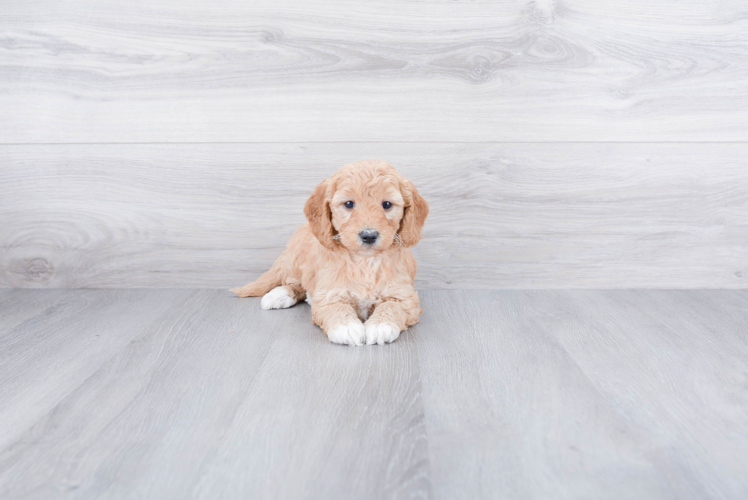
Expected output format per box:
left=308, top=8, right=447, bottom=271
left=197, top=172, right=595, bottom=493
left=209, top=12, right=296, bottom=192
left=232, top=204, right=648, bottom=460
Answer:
left=398, top=181, right=429, bottom=247
left=304, top=179, right=337, bottom=250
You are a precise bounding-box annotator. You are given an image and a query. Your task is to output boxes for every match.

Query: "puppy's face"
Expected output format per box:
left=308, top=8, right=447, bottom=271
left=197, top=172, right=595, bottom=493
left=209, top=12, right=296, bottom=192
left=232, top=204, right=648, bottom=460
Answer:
left=304, top=160, right=428, bottom=253
left=330, top=176, right=405, bottom=252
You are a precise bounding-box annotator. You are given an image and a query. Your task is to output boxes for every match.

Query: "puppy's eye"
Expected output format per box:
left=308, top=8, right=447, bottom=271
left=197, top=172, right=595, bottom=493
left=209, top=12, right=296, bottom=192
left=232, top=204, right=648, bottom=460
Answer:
left=344, top=201, right=355, bottom=209
left=382, top=201, right=393, bottom=210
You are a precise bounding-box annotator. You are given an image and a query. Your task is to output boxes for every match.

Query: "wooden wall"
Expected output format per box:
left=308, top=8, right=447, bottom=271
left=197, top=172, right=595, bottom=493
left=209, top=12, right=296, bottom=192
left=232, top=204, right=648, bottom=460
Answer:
left=1, top=0, right=747, bottom=288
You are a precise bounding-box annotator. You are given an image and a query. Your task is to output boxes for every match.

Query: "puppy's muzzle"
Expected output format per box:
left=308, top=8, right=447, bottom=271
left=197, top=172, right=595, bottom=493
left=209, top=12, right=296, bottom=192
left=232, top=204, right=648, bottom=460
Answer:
left=359, top=230, right=379, bottom=246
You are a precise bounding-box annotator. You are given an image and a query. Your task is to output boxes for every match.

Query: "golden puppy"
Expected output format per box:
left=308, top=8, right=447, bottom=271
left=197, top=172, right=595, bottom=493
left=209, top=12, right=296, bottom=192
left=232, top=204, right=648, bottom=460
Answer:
left=231, top=159, right=428, bottom=346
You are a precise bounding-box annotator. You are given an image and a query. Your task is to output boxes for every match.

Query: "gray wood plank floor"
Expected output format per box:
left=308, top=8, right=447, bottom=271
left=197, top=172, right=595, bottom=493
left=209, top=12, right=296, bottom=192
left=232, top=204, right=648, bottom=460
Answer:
left=1, top=289, right=746, bottom=499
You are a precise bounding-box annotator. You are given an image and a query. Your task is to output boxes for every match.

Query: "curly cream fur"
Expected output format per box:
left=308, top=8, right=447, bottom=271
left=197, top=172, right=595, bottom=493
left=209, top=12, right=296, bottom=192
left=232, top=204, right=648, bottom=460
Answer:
left=231, top=159, right=429, bottom=346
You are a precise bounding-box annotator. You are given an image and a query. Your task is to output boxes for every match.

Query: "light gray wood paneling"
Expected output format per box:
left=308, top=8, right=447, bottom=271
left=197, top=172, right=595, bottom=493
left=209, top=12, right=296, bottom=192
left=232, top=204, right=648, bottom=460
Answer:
left=1, top=289, right=747, bottom=498
left=1, top=143, right=747, bottom=289
left=415, top=289, right=748, bottom=499
left=1, top=0, right=747, bottom=142
left=0, top=289, right=427, bottom=500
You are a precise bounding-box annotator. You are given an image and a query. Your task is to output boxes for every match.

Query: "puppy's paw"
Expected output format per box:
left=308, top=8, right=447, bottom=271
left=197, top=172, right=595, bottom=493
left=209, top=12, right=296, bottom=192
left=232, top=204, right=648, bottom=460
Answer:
left=327, top=321, right=366, bottom=346
left=260, top=286, right=297, bottom=310
left=365, top=321, right=402, bottom=345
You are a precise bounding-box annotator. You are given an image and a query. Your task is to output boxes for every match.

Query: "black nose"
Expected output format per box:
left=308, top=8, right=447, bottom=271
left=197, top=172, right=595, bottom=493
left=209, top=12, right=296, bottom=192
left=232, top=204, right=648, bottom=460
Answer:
left=359, top=230, right=379, bottom=245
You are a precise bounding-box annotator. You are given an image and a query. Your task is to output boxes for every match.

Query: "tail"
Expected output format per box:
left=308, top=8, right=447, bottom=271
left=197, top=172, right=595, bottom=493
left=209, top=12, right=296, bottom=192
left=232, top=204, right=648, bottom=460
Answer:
left=230, top=257, right=286, bottom=297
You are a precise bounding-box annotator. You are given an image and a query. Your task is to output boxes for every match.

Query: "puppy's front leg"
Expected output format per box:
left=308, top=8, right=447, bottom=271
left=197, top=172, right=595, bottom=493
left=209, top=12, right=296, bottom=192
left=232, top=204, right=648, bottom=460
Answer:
left=312, top=301, right=366, bottom=346
left=365, top=295, right=421, bottom=345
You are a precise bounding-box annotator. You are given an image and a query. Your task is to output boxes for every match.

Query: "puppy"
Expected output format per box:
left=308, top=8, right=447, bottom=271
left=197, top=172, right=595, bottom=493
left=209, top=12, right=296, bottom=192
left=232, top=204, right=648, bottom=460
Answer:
left=231, top=159, right=428, bottom=346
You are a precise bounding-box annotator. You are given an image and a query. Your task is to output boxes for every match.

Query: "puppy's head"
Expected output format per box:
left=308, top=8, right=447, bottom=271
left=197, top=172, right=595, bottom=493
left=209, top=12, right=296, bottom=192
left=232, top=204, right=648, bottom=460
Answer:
left=304, top=160, right=428, bottom=253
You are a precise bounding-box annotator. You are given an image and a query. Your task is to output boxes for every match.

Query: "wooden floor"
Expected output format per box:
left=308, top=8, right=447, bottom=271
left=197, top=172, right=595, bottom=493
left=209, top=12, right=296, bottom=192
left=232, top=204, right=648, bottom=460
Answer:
left=1, top=289, right=746, bottom=499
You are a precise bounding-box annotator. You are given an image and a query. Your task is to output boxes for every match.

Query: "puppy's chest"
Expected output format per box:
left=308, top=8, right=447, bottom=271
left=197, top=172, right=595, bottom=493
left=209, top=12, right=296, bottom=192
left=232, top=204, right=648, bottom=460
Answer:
left=350, top=256, right=386, bottom=320
left=307, top=290, right=382, bottom=321
left=354, top=295, right=380, bottom=321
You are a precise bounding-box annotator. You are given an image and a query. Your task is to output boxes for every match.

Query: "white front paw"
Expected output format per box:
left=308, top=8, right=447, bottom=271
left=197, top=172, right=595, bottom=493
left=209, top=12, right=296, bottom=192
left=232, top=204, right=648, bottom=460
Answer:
left=327, top=321, right=366, bottom=346
left=365, top=321, right=401, bottom=345
left=261, top=286, right=297, bottom=310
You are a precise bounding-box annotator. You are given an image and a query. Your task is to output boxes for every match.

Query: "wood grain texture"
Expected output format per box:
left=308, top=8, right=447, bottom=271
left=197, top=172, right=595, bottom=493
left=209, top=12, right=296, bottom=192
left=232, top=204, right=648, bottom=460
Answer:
left=1, top=0, right=747, bottom=142
left=1, top=289, right=747, bottom=498
left=0, top=289, right=428, bottom=500
left=415, top=289, right=748, bottom=499
left=0, top=289, right=70, bottom=332
left=552, top=290, right=748, bottom=500
left=1, top=143, right=747, bottom=289
left=0, top=289, right=195, bottom=451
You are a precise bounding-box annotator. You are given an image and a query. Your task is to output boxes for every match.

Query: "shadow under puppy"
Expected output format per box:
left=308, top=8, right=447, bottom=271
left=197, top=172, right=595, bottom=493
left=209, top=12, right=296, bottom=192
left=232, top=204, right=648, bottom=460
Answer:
left=232, top=159, right=429, bottom=346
